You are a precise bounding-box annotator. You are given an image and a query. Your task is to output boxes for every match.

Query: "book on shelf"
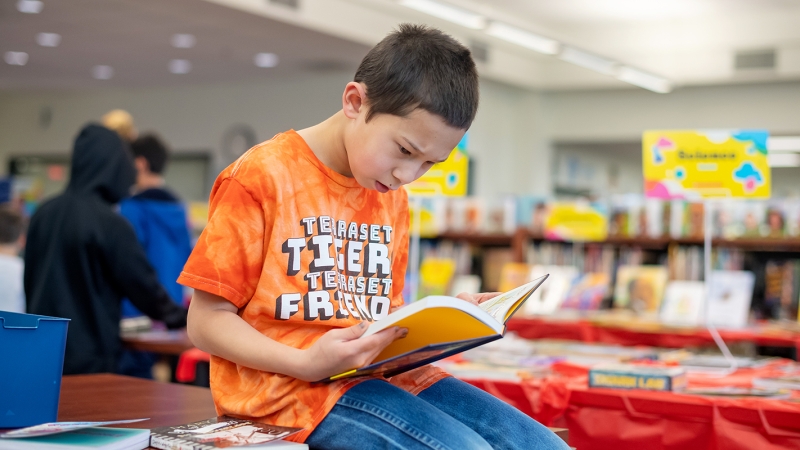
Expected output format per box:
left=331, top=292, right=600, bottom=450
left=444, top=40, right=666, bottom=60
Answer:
left=706, top=270, right=755, bottom=328
left=561, top=272, right=609, bottom=311
left=613, top=265, right=668, bottom=313
left=659, top=280, right=705, bottom=326
left=149, top=417, right=305, bottom=450
left=0, top=427, right=150, bottom=450
left=320, top=276, right=548, bottom=382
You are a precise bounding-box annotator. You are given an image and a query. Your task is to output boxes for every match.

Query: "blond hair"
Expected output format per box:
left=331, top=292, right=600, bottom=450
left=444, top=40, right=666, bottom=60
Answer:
left=101, top=109, right=137, bottom=142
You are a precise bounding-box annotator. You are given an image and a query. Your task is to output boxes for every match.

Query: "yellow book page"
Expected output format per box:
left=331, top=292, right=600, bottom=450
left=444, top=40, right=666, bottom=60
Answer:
left=371, top=307, right=497, bottom=363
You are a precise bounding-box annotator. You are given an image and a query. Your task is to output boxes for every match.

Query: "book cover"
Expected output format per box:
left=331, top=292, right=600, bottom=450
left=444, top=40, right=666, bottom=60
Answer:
left=706, top=270, right=755, bottom=328
left=659, top=280, right=705, bottom=326
left=150, top=417, right=303, bottom=450
left=589, top=364, right=686, bottom=392
left=613, top=265, right=668, bottom=313
left=561, top=272, right=609, bottom=311
left=0, top=427, right=149, bottom=450
left=0, top=419, right=148, bottom=439
left=321, top=276, right=548, bottom=382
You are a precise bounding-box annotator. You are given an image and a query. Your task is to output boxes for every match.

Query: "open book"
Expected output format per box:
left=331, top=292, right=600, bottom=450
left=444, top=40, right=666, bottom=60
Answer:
left=320, top=275, right=548, bottom=382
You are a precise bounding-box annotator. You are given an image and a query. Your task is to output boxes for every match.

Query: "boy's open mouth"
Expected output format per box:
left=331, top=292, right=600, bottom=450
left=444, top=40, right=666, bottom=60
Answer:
left=375, top=181, right=390, bottom=193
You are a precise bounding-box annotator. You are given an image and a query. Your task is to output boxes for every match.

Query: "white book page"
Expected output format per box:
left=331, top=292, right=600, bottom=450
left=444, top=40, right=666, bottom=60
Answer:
left=478, top=275, right=548, bottom=323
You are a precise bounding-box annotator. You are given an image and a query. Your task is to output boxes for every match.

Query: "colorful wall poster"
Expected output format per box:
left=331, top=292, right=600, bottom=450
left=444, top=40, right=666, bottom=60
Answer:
left=543, top=202, right=608, bottom=242
left=406, top=134, right=469, bottom=197
left=643, top=130, right=770, bottom=199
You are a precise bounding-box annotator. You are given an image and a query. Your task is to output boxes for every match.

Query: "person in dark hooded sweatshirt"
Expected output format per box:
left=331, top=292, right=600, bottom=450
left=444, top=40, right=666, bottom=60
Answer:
left=24, top=124, right=187, bottom=375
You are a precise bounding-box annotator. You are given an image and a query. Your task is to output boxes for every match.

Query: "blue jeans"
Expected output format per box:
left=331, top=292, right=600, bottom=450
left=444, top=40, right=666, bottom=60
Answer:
left=306, top=377, right=569, bottom=450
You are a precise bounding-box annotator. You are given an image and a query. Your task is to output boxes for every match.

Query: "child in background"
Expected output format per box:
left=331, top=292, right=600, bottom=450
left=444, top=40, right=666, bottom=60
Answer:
left=181, top=24, right=568, bottom=449
left=0, top=206, right=25, bottom=313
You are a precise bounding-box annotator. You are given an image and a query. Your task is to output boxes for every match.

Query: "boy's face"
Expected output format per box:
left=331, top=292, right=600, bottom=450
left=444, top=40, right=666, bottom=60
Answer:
left=344, top=104, right=465, bottom=193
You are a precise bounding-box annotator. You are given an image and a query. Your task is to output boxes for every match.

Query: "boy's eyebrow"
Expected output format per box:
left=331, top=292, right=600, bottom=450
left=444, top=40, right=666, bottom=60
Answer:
left=403, top=137, right=449, bottom=163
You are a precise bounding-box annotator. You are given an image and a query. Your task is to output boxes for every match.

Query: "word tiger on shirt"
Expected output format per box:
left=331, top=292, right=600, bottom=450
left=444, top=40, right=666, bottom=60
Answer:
left=278, top=215, right=396, bottom=323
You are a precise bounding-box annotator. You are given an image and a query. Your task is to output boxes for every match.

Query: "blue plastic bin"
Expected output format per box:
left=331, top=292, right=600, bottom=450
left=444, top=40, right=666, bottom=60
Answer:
left=0, top=310, right=69, bottom=428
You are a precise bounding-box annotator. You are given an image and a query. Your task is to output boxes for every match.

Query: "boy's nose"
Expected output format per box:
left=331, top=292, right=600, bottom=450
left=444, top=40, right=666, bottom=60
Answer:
left=392, top=165, right=417, bottom=185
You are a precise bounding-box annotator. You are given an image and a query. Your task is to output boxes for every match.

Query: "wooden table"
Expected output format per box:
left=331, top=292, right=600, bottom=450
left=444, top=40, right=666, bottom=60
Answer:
left=59, top=374, right=216, bottom=449
left=121, top=329, right=194, bottom=356
left=58, top=374, right=568, bottom=447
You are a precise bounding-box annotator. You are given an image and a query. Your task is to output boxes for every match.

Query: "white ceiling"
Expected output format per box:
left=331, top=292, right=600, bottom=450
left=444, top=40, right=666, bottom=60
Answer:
left=0, top=0, right=370, bottom=89
left=3, top=0, right=800, bottom=92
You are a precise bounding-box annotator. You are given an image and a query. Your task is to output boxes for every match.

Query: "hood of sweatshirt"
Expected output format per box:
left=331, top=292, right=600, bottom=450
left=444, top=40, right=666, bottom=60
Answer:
left=66, top=124, right=136, bottom=204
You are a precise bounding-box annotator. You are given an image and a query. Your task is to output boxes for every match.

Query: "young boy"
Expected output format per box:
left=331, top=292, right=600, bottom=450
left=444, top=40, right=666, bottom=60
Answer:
left=182, top=24, right=568, bottom=449
left=0, top=206, right=25, bottom=313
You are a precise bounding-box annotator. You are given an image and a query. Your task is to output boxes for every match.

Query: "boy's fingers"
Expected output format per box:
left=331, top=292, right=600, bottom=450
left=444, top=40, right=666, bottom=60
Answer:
left=476, top=292, right=501, bottom=303
left=332, top=322, right=369, bottom=341
left=354, top=327, right=404, bottom=354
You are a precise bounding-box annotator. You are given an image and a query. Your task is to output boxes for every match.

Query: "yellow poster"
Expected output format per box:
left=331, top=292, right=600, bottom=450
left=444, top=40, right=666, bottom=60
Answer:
left=544, top=203, right=608, bottom=242
left=406, top=135, right=469, bottom=197
left=643, top=130, right=770, bottom=199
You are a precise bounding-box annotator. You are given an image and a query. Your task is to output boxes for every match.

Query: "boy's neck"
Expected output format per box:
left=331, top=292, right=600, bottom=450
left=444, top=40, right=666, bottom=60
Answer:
left=136, top=173, right=165, bottom=192
left=296, top=111, right=352, bottom=177
left=0, top=244, right=20, bottom=257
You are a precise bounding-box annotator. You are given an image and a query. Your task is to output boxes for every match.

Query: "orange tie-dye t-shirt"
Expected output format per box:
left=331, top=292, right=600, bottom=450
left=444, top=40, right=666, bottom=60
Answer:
left=178, top=130, right=448, bottom=442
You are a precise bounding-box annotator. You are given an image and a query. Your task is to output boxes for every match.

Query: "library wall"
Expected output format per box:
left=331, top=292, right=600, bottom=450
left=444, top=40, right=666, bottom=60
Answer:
left=0, top=77, right=546, bottom=198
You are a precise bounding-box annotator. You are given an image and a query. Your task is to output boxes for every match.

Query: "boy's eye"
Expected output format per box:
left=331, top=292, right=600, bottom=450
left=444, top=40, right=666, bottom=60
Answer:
left=399, top=146, right=412, bottom=155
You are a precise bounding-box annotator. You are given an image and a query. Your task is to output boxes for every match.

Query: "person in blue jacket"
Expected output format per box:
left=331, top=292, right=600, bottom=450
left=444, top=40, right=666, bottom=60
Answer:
left=121, top=134, right=193, bottom=313
left=118, top=134, right=193, bottom=378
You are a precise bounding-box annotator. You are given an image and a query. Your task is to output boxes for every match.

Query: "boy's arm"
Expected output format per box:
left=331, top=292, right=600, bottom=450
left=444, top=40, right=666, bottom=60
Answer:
left=187, top=289, right=406, bottom=382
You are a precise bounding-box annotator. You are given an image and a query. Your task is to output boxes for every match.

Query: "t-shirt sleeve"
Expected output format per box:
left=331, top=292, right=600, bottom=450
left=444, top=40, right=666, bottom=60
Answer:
left=178, top=177, right=265, bottom=308
left=390, top=193, right=409, bottom=309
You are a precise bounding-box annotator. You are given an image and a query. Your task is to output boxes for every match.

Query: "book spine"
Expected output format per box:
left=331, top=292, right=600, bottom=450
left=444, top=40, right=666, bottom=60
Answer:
left=150, top=433, right=214, bottom=450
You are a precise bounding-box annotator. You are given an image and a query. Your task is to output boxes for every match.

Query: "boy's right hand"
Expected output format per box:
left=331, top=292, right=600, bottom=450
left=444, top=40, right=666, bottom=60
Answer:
left=293, top=322, right=406, bottom=382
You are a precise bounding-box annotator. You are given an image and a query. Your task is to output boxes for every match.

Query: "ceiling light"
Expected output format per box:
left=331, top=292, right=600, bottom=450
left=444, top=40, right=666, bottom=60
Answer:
left=767, top=137, right=800, bottom=153
left=36, top=32, right=61, bottom=47
left=616, top=66, right=672, bottom=93
left=768, top=153, right=800, bottom=168
left=559, top=46, right=616, bottom=76
left=399, top=0, right=486, bottom=29
left=92, top=65, right=114, bottom=80
left=254, top=53, right=279, bottom=68
left=5, top=51, right=29, bottom=66
left=485, top=22, right=559, bottom=55
left=171, top=34, right=196, bottom=49
left=17, top=0, right=43, bottom=14
left=169, top=59, right=191, bottom=74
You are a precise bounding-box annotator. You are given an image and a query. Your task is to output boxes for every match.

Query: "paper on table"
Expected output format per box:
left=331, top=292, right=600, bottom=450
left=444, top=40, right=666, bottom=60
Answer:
left=0, top=418, right=149, bottom=438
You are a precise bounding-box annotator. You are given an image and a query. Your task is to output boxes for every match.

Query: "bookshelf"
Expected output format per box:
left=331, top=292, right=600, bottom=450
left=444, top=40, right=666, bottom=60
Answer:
left=428, top=231, right=800, bottom=260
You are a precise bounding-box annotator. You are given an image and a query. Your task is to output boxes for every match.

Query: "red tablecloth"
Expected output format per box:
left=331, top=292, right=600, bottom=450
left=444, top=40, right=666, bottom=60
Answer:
left=463, top=361, right=800, bottom=450
left=507, top=317, right=800, bottom=353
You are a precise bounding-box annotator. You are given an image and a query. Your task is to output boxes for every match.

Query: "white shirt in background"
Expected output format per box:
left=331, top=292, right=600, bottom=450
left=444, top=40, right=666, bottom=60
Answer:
left=0, top=254, right=25, bottom=313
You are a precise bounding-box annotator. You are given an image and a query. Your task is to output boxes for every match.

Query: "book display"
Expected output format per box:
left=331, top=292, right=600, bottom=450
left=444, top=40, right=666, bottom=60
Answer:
left=416, top=194, right=800, bottom=322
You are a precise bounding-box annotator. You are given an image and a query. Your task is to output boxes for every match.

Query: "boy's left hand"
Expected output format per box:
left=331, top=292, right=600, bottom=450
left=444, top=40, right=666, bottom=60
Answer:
left=455, top=292, right=500, bottom=306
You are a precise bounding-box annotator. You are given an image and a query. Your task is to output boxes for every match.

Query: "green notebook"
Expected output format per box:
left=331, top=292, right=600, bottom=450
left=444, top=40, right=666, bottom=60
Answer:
left=0, top=427, right=149, bottom=450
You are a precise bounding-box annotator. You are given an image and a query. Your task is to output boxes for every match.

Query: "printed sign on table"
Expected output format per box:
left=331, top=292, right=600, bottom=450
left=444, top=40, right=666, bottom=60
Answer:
left=643, top=130, right=770, bottom=199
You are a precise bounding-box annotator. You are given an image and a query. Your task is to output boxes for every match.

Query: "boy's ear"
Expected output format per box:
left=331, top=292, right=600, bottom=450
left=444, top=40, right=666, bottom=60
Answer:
left=134, top=156, right=150, bottom=173
left=342, top=82, right=367, bottom=120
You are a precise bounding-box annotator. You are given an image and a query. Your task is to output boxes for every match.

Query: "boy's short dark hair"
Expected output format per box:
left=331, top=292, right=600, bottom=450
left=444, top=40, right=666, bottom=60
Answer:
left=0, top=206, right=24, bottom=245
left=131, top=134, right=169, bottom=174
left=355, top=23, right=479, bottom=129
